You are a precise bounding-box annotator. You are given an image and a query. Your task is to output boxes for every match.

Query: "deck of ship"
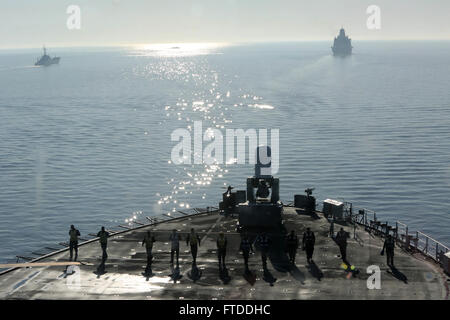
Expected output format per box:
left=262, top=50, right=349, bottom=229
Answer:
left=0, top=207, right=448, bottom=300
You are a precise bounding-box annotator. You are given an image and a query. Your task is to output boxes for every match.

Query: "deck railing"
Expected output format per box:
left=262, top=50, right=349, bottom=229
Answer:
left=339, top=200, right=449, bottom=264
left=396, top=221, right=449, bottom=263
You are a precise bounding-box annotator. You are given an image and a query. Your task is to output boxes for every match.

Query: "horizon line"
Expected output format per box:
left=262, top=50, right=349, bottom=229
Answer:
left=2, top=39, right=450, bottom=51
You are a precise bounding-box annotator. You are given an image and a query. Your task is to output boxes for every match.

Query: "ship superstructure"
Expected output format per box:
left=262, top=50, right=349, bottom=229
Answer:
left=332, top=28, right=353, bottom=56
left=35, top=46, right=60, bottom=66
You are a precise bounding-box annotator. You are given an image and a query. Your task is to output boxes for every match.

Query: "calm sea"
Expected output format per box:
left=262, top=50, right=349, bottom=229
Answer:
left=0, top=41, right=449, bottom=262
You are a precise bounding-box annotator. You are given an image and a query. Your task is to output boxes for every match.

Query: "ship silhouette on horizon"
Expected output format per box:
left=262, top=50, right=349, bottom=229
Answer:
left=35, top=46, right=60, bottom=66
left=331, top=28, right=352, bottom=57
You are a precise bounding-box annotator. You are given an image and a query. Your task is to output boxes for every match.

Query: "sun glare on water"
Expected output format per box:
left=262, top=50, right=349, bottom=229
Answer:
left=129, top=42, right=229, bottom=57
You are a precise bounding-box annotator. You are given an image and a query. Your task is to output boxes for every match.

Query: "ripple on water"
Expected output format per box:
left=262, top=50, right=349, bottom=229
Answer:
left=0, top=42, right=450, bottom=262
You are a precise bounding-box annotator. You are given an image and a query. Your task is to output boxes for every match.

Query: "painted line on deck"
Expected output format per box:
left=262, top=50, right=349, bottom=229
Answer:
left=7, top=270, right=42, bottom=297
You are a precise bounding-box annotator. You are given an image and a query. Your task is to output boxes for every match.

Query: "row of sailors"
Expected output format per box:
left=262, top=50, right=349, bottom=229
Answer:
left=68, top=225, right=317, bottom=272
left=68, top=224, right=396, bottom=274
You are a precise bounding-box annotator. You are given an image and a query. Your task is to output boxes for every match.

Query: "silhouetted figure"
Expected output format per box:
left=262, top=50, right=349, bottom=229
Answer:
left=69, top=225, right=80, bottom=261
left=382, top=234, right=395, bottom=266
left=239, top=233, right=254, bottom=274
left=169, top=229, right=180, bottom=267
left=97, top=227, right=109, bottom=259
left=142, top=231, right=156, bottom=256
left=186, top=228, right=201, bottom=264
left=96, top=226, right=109, bottom=274
left=302, top=228, right=315, bottom=263
left=336, top=228, right=348, bottom=262
left=222, top=186, right=234, bottom=217
left=216, top=232, right=228, bottom=270
left=142, top=231, right=156, bottom=275
left=286, top=230, right=299, bottom=264
left=255, top=233, right=271, bottom=270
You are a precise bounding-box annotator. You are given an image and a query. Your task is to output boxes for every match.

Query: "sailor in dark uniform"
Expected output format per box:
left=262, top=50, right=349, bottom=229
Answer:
left=216, top=232, right=228, bottom=270
left=186, top=228, right=201, bottom=265
left=335, top=227, right=348, bottom=262
left=302, top=227, right=315, bottom=264
left=96, top=226, right=109, bottom=274
left=255, top=233, right=271, bottom=270
left=239, top=233, right=254, bottom=274
left=382, top=234, right=395, bottom=266
left=142, top=231, right=156, bottom=274
left=286, top=230, right=299, bottom=264
left=69, top=225, right=80, bottom=261
left=97, top=226, right=109, bottom=260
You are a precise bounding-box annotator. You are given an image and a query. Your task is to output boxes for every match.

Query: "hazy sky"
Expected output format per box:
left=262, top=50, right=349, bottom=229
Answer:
left=1, top=0, right=450, bottom=48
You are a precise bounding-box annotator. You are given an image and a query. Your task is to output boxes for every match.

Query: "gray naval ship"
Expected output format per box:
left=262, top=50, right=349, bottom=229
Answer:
left=35, top=46, right=60, bottom=66
left=0, top=146, right=449, bottom=300
left=332, top=28, right=353, bottom=56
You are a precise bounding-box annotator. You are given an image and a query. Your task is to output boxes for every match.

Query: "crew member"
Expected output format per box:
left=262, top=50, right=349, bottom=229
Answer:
left=169, top=229, right=180, bottom=266
left=302, top=227, right=315, bottom=263
left=382, top=234, right=395, bottom=266
left=69, top=225, right=80, bottom=261
left=336, top=227, right=348, bottom=261
left=186, top=228, right=201, bottom=264
left=286, top=230, right=299, bottom=264
left=239, top=233, right=254, bottom=274
left=329, top=219, right=335, bottom=238
left=142, top=231, right=156, bottom=267
left=97, top=226, right=109, bottom=260
left=255, top=232, right=271, bottom=269
left=216, top=232, right=228, bottom=270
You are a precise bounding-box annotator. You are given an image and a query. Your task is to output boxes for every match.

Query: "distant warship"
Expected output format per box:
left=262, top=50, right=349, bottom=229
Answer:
left=35, top=46, right=60, bottom=66
left=331, top=28, right=352, bottom=57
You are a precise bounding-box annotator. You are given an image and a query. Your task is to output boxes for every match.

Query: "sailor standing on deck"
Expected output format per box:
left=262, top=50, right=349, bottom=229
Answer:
left=216, top=232, right=228, bottom=270
left=381, top=234, right=395, bottom=266
left=255, top=232, right=271, bottom=270
left=239, top=233, right=254, bottom=274
left=186, top=228, right=201, bottom=264
left=142, top=231, right=156, bottom=267
left=97, top=227, right=109, bottom=260
left=69, top=225, right=80, bottom=261
left=286, top=230, right=299, bottom=264
left=169, top=229, right=180, bottom=267
left=302, top=227, right=316, bottom=264
left=336, top=228, right=348, bottom=262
